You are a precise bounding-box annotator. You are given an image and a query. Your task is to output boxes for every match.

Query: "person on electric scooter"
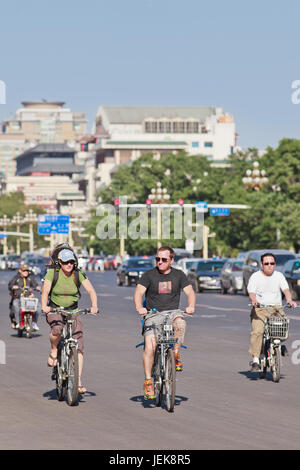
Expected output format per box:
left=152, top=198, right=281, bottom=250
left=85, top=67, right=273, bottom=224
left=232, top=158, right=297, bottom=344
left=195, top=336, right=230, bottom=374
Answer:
left=8, top=263, right=41, bottom=330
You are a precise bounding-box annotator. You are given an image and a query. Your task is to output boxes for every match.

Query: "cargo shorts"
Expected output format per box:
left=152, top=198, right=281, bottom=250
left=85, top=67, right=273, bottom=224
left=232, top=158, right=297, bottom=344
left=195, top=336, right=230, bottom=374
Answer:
left=46, top=313, right=84, bottom=354
left=143, top=309, right=186, bottom=343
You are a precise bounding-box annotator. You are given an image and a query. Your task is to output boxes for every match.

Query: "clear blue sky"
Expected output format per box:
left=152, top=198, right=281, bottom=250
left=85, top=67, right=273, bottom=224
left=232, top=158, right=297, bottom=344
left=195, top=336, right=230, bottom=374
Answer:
left=0, top=0, right=300, bottom=150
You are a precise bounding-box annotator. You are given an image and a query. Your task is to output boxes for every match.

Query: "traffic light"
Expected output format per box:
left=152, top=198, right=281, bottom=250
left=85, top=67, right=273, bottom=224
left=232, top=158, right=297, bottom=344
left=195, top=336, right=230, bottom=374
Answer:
left=178, top=198, right=184, bottom=212
left=146, top=198, right=152, bottom=213
left=114, top=199, right=120, bottom=214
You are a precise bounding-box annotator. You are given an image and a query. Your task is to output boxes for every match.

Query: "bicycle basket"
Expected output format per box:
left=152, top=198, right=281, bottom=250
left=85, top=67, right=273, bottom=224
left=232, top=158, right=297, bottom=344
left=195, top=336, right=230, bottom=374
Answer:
left=267, top=316, right=289, bottom=340
left=20, top=297, right=38, bottom=312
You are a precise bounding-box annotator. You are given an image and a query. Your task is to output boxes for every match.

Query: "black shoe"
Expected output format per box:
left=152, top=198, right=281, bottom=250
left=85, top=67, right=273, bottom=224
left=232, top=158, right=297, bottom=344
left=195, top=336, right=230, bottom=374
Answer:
left=281, top=345, right=288, bottom=357
left=251, top=362, right=260, bottom=372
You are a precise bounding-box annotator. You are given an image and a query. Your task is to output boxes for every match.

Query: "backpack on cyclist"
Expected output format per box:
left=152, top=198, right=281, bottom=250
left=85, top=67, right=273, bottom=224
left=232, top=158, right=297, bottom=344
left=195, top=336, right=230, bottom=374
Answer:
left=46, top=243, right=84, bottom=305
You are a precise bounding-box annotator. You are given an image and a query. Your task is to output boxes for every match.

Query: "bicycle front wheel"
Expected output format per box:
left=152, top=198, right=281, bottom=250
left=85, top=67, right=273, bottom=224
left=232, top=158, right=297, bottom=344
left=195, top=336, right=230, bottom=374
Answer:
left=165, top=348, right=176, bottom=412
left=56, top=344, right=67, bottom=401
left=272, top=347, right=281, bottom=383
left=152, top=347, right=163, bottom=407
left=67, top=347, right=79, bottom=406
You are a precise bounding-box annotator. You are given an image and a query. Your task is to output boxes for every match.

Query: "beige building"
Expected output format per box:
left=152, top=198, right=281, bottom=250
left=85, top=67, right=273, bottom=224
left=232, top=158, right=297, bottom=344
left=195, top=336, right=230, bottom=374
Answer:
left=0, top=100, right=87, bottom=177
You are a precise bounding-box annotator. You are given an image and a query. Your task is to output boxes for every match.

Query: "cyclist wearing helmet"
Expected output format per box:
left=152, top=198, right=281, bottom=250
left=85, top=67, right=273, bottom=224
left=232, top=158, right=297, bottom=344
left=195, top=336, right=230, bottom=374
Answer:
left=41, top=248, right=98, bottom=394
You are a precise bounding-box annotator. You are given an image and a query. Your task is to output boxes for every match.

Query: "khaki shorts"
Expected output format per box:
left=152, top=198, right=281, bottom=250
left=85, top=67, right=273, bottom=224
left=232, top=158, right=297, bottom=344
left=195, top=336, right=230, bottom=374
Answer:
left=46, top=313, right=84, bottom=354
left=143, top=309, right=185, bottom=338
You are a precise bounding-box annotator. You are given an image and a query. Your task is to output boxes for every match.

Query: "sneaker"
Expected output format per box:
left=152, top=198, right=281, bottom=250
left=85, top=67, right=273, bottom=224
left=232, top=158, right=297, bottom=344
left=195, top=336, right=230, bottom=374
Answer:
left=32, top=323, right=39, bottom=331
left=144, top=379, right=155, bottom=400
left=174, top=352, right=183, bottom=372
left=251, top=362, right=260, bottom=372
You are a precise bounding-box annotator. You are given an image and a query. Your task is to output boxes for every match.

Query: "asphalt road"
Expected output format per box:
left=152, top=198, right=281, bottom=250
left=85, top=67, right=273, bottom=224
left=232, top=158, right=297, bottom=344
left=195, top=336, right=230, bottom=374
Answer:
left=1, top=270, right=300, bottom=450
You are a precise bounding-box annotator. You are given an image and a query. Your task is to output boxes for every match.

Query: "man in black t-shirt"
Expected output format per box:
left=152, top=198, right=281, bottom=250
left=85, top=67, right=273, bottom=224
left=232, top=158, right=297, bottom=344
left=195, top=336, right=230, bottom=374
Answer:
left=134, top=246, right=195, bottom=399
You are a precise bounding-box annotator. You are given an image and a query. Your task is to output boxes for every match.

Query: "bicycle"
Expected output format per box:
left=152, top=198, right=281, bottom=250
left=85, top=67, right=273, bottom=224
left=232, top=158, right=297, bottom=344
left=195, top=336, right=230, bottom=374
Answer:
left=251, top=304, right=291, bottom=383
left=18, top=287, right=39, bottom=339
left=48, top=307, right=92, bottom=406
left=143, top=309, right=188, bottom=413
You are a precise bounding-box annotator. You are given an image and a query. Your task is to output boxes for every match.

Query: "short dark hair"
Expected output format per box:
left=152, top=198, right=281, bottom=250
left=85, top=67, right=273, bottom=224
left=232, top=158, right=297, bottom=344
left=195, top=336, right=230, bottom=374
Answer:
left=158, top=246, right=175, bottom=259
left=261, top=252, right=276, bottom=264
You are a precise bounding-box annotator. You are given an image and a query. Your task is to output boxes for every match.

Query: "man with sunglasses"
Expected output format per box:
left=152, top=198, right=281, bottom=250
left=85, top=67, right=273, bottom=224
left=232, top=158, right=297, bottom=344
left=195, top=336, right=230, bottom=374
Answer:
left=247, top=252, right=297, bottom=372
left=8, top=263, right=41, bottom=330
left=134, top=246, right=195, bottom=399
left=42, top=249, right=98, bottom=394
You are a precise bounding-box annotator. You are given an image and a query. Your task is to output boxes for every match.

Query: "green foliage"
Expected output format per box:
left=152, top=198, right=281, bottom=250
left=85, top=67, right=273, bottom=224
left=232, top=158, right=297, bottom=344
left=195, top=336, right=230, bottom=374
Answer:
left=84, top=140, right=300, bottom=255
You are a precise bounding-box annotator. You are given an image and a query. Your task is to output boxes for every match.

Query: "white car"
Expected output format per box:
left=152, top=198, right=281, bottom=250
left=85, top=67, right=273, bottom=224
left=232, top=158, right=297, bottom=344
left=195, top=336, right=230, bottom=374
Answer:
left=175, top=257, right=203, bottom=276
left=77, top=255, right=90, bottom=272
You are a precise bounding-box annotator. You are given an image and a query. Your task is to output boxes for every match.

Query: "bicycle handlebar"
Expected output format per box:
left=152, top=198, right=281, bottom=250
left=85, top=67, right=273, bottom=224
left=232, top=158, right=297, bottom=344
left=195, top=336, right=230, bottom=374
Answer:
left=47, top=307, right=100, bottom=316
left=143, top=308, right=191, bottom=319
left=248, top=303, right=297, bottom=308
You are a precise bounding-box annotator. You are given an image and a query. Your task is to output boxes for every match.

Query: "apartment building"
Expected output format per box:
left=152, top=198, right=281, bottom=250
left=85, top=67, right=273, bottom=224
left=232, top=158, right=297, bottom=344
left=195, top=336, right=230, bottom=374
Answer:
left=94, top=106, right=237, bottom=172
left=0, top=100, right=87, bottom=177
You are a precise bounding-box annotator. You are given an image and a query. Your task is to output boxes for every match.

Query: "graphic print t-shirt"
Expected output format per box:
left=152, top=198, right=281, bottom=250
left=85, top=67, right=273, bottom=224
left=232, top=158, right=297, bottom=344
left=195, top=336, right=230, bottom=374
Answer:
left=138, top=267, right=191, bottom=311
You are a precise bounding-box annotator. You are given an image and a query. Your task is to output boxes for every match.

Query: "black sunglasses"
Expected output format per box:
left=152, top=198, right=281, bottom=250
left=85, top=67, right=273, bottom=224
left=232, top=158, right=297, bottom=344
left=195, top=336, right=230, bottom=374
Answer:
left=155, top=257, right=170, bottom=263
left=60, top=260, right=75, bottom=265
left=263, top=262, right=275, bottom=266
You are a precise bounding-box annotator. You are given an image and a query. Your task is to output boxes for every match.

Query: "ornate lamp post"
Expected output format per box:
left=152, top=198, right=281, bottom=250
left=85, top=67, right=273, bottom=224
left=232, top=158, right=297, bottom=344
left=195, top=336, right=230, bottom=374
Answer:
left=242, top=161, right=268, bottom=191
left=0, top=215, right=11, bottom=255
left=148, top=182, right=170, bottom=248
left=24, top=209, right=38, bottom=252
left=12, top=212, right=24, bottom=255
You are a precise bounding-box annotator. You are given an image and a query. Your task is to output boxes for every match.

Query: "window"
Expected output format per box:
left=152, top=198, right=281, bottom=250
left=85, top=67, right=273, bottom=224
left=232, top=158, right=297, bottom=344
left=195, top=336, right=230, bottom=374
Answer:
left=192, top=142, right=199, bottom=148
left=204, top=142, right=213, bottom=147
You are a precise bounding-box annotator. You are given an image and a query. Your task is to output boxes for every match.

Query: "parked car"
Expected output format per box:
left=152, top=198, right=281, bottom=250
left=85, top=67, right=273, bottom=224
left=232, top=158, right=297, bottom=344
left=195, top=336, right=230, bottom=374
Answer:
left=77, top=254, right=90, bottom=271
left=0, top=255, right=8, bottom=270
left=242, top=249, right=296, bottom=295
left=6, top=254, right=21, bottom=270
left=117, top=256, right=155, bottom=286
left=104, top=255, right=119, bottom=270
left=176, top=257, right=202, bottom=276
left=187, top=259, right=226, bottom=292
left=24, top=255, right=48, bottom=278
left=282, top=259, right=300, bottom=300
left=87, top=256, right=105, bottom=272
left=236, top=251, right=249, bottom=261
left=220, top=258, right=244, bottom=295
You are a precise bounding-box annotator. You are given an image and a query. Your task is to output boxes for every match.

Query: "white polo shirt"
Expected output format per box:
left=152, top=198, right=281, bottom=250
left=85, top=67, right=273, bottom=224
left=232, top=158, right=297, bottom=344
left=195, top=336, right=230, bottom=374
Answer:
left=247, top=270, right=289, bottom=306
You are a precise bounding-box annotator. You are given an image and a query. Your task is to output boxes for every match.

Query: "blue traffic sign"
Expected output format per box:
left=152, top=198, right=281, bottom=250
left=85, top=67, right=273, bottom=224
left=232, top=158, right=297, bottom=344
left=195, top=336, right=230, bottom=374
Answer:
left=0, top=234, right=7, bottom=238
left=196, top=201, right=208, bottom=211
left=210, top=208, right=230, bottom=216
left=38, top=215, right=70, bottom=234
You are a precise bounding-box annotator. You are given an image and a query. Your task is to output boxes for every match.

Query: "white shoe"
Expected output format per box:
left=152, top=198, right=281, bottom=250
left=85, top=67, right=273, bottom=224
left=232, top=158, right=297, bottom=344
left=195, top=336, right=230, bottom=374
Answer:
left=32, top=323, right=39, bottom=331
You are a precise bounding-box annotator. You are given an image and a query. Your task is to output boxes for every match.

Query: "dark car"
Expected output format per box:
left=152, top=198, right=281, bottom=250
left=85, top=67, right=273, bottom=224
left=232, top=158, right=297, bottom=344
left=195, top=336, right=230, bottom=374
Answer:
left=117, top=256, right=155, bottom=286
left=220, top=258, right=244, bottom=295
left=187, top=259, right=226, bottom=293
left=242, top=249, right=296, bottom=295
left=24, top=255, right=48, bottom=279
left=282, top=259, right=300, bottom=300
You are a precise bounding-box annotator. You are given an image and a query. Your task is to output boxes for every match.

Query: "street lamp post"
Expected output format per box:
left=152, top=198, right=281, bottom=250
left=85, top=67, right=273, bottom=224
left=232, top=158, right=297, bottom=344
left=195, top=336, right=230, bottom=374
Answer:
left=242, top=161, right=268, bottom=191
left=12, top=212, right=24, bottom=255
left=24, top=209, right=37, bottom=252
left=148, top=182, right=170, bottom=249
left=0, top=215, right=11, bottom=255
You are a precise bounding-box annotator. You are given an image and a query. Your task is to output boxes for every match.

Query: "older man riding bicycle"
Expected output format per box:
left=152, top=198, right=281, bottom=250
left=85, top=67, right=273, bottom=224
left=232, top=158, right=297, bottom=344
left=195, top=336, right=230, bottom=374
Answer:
left=134, top=246, right=195, bottom=399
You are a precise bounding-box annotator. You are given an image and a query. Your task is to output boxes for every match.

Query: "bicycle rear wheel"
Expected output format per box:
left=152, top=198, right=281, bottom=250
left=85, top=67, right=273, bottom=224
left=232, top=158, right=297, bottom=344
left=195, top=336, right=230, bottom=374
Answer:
left=165, top=348, right=176, bottom=412
left=67, top=347, right=79, bottom=406
left=151, top=347, right=163, bottom=407
left=56, top=344, right=67, bottom=401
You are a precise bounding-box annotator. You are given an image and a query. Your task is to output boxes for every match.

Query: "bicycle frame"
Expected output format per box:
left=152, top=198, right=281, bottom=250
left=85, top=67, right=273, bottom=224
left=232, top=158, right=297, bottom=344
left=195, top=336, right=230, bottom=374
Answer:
left=48, top=307, right=90, bottom=406
left=258, top=305, right=290, bottom=382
